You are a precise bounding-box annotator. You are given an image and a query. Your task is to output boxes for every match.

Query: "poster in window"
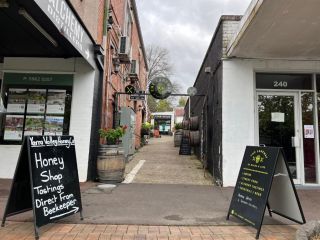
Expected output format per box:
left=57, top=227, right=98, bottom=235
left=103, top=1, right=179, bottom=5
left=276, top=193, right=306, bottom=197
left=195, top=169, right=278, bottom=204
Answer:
left=44, top=116, right=64, bottom=135
left=7, top=88, right=27, bottom=113
left=24, top=115, right=44, bottom=136
left=46, top=90, right=66, bottom=114
left=27, top=89, right=46, bottom=113
left=304, top=125, right=314, bottom=139
left=4, top=115, right=24, bottom=140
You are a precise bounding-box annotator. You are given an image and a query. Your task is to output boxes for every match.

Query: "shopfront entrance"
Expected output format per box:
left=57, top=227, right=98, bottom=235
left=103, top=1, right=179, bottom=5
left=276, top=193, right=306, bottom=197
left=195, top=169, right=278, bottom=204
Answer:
left=256, top=73, right=319, bottom=185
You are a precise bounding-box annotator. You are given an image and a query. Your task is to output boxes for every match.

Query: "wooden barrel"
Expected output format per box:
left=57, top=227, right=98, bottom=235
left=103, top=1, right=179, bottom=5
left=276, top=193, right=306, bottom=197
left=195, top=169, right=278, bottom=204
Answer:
left=182, top=129, right=190, bottom=138
left=182, top=119, right=190, bottom=130
left=97, top=144, right=125, bottom=183
left=190, top=116, right=199, bottom=130
left=174, top=130, right=183, bottom=147
left=190, top=130, right=200, bottom=146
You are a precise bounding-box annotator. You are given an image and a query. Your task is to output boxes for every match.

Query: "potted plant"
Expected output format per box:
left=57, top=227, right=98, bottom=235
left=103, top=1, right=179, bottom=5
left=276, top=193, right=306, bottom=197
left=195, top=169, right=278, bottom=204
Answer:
left=141, top=122, right=152, bottom=136
left=97, top=125, right=128, bottom=183
left=174, top=123, right=183, bottom=131
left=99, top=125, right=127, bottom=145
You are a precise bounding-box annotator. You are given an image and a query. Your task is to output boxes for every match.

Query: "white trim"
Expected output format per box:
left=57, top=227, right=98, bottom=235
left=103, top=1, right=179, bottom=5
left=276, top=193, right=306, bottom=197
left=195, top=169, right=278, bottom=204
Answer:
left=256, top=91, right=302, bottom=184
left=122, top=160, right=145, bottom=184
left=2, top=70, right=76, bottom=74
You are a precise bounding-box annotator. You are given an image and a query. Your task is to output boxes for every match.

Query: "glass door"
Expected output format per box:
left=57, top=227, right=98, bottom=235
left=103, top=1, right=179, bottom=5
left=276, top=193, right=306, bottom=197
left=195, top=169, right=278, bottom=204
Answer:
left=257, top=93, right=301, bottom=183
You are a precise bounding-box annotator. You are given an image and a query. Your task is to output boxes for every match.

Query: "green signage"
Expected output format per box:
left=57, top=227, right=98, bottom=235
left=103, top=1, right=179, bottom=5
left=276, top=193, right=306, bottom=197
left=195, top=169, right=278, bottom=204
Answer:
left=3, top=73, right=73, bottom=86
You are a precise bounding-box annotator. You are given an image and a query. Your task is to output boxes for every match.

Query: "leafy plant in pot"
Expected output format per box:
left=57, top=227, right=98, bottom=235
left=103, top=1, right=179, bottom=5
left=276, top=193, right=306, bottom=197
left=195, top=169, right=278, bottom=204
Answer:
left=99, top=125, right=127, bottom=145
left=141, top=122, right=152, bottom=136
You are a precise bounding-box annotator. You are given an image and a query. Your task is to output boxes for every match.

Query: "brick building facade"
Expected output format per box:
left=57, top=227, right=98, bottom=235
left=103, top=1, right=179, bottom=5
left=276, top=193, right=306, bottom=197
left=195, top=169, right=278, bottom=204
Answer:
left=0, top=0, right=147, bottom=182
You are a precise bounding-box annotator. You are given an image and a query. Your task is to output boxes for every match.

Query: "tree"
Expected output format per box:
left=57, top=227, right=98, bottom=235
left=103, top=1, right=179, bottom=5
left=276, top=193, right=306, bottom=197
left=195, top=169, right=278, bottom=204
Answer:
left=178, top=97, right=187, bottom=107
left=156, top=99, right=173, bottom=112
left=147, top=95, right=158, bottom=113
left=146, top=45, right=173, bottom=83
left=146, top=45, right=175, bottom=114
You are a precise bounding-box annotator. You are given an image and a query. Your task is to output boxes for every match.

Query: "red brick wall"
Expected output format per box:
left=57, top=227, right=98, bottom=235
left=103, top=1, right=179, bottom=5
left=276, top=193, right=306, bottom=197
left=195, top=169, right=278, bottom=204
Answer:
left=69, top=0, right=105, bottom=44
left=102, top=0, right=148, bottom=148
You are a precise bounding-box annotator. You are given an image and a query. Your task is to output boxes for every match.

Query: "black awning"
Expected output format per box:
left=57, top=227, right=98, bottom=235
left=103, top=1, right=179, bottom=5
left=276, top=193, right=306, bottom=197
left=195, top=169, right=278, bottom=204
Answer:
left=0, top=0, right=81, bottom=59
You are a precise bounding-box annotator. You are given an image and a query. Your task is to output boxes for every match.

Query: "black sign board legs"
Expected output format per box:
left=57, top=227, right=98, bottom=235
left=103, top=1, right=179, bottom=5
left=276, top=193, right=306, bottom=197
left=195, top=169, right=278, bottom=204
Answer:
left=2, top=136, right=84, bottom=240
left=227, top=146, right=305, bottom=239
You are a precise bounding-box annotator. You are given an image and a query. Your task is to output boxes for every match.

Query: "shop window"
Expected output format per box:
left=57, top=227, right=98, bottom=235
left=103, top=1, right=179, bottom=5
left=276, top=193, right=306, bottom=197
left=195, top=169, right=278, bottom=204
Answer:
left=0, top=73, right=73, bottom=144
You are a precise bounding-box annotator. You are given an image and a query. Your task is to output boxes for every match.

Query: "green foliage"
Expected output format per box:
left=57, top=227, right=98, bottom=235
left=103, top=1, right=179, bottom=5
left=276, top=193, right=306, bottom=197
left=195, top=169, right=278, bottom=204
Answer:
left=142, top=122, right=152, bottom=130
left=99, top=126, right=127, bottom=144
left=174, top=123, right=182, bottom=130
left=156, top=99, right=173, bottom=112
left=178, top=97, right=187, bottom=107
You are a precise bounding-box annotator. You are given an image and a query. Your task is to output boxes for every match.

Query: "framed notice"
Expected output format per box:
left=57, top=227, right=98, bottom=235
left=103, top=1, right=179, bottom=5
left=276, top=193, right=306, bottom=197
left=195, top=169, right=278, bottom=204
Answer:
left=304, top=125, right=314, bottom=139
left=27, top=89, right=46, bottom=114
left=4, top=115, right=25, bottom=141
left=46, top=90, right=66, bottom=114
left=7, top=88, right=27, bottom=113
left=24, top=116, right=44, bottom=136
left=44, top=116, right=64, bottom=135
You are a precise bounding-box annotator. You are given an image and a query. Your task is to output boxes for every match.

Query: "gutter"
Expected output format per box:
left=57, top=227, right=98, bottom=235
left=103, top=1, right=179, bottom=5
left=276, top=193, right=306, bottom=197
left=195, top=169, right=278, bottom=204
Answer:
left=131, top=0, right=149, bottom=71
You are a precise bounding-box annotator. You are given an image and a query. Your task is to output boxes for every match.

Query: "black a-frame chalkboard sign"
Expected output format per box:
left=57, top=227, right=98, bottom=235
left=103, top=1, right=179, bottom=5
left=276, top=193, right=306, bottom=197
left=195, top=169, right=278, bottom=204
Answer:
left=179, top=135, right=191, bottom=155
left=1, top=136, right=83, bottom=240
left=227, top=146, right=305, bottom=239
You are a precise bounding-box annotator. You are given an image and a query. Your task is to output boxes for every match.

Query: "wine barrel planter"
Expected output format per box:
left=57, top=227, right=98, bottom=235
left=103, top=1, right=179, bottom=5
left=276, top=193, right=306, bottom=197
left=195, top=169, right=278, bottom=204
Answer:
left=189, top=130, right=200, bottom=146
left=174, top=130, right=183, bottom=147
left=190, top=116, right=199, bottom=130
left=182, top=129, right=190, bottom=138
left=182, top=119, right=190, bottom=130
left=97, top=144, right=125, bottom=183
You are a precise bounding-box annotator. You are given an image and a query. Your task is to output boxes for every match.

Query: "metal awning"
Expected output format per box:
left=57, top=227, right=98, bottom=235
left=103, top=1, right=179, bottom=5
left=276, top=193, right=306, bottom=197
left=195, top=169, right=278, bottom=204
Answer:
left=0, top=0, right=96, bottom=67
left=227, top=0, right=320, bottom=60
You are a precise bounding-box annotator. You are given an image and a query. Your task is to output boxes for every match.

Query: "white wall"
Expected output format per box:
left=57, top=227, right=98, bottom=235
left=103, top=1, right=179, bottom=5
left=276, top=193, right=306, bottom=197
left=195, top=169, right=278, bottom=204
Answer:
left=222, top=58, right=320, bottom=186
left=0, top=57, right=96, bottom=181
left=69, top=58, right=95, bottom=181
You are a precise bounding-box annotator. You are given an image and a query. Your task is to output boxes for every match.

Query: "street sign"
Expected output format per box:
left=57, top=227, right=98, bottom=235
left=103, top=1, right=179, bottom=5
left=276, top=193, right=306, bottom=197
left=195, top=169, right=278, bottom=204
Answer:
left=227, top=146, right=305, bottom=239
left=125, top=85, right=136, bottom=94
left=187, top=87, right=197, bottom=96
left=149, top=77, right=173, bottom=99
left=130, top=94, right=145, bottom=100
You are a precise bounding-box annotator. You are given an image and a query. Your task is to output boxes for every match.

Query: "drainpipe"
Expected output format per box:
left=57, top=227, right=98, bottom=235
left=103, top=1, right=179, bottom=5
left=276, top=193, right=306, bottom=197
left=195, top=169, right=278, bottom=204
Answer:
left=102, top=0, right=111, bottom=129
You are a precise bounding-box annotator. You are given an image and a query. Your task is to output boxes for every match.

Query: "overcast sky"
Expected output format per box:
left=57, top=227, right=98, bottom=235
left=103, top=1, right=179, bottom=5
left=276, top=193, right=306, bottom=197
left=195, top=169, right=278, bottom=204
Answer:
left=136, top=0, right=251, bottom=92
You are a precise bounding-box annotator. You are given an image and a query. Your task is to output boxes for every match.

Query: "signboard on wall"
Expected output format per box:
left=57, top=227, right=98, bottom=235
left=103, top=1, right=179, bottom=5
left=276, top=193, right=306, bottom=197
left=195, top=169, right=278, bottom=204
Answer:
left=227, top=146, right=305, bottom=239
left=34, top=0, right=95, bottom=67
left=1, top=136, right=83, bottom=239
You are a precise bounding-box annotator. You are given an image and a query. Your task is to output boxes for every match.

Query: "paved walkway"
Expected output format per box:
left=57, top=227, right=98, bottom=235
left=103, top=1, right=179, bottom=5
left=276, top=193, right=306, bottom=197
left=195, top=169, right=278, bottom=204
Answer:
left=125, top=136, right=212, bottom=185
left=0, top=136, right=319, bottom=239
left=0, top=221, right=298, bottom=240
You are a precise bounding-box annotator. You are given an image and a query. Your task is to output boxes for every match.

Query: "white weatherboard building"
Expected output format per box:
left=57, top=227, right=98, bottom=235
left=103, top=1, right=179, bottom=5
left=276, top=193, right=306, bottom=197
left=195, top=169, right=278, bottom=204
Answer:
left=190, top=0, right=320, bottom=186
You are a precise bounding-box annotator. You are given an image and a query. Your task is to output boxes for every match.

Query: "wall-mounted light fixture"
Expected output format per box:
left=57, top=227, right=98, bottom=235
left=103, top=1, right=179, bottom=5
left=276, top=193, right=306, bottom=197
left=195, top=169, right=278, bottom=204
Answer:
left=112, top=57, right=120, bottom=74
left=19, top=8, right=58, bottom=47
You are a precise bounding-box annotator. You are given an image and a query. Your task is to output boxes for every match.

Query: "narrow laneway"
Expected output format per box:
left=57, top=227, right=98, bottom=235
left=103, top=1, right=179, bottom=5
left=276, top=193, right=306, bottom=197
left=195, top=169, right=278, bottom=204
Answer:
left=124, top=136, right=213, bottom=185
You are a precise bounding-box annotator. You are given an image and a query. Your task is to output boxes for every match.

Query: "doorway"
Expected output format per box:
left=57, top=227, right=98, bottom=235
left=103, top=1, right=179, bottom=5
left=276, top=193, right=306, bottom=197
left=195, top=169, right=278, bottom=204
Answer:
left=257, top=92, right=318, bottom=184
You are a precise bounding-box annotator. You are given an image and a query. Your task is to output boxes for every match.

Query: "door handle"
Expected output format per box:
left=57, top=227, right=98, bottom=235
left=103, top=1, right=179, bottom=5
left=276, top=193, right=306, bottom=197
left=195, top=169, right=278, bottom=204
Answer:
left=291, top=136, right=299, bottom=147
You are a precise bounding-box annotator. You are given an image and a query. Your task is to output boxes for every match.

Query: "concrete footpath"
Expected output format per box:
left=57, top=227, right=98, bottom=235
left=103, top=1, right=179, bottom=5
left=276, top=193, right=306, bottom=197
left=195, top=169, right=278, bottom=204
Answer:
left=0, top=136, right=319, bottom=239
left=0, top=180, right=319, bottom=239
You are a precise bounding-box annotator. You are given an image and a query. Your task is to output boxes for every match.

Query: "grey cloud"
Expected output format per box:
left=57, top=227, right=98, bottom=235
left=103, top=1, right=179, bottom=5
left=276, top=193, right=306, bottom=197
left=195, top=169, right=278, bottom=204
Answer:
left=136, top=0, right=251, bottom=91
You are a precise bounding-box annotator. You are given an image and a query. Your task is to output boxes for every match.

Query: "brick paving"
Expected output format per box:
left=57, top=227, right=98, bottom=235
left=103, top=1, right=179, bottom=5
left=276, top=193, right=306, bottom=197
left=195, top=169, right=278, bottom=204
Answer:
left=0, top=221, right=298, bottom=240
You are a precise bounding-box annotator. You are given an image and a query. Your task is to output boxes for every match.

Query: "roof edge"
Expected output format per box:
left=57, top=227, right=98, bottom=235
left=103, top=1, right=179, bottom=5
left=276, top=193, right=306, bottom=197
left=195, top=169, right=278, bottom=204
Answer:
left=131, top=0, right=149, bottom=71
left=226, top=0, right=264, bottom=57
left=192, top=15, right=242, bottom=88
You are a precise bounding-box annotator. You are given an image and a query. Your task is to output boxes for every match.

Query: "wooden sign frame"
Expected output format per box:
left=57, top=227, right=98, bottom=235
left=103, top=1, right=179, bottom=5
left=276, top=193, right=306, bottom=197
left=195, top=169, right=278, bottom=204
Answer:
left=1, top=136, right=83, bottom=240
